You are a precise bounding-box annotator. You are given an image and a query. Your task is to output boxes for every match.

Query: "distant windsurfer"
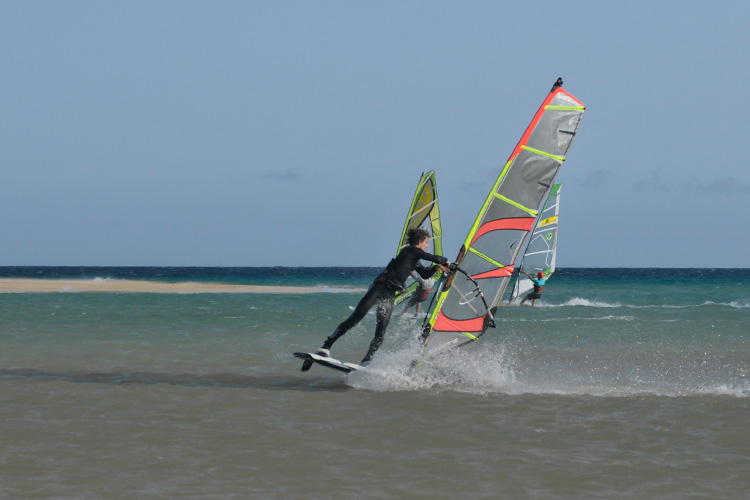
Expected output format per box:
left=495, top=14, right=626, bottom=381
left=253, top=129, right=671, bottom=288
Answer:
left=301, top=228, right=450, bottom=370
left=520, top=271, right=546, bottom=307
left=399, top=273, right=436, bottom=317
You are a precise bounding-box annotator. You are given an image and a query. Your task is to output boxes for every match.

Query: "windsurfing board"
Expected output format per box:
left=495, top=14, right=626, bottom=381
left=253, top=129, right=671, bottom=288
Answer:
left=293, top=352, right=364, bottom=373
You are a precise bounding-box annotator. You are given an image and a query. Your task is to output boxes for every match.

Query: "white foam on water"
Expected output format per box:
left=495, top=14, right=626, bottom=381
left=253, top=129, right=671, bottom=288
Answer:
left=514, top=315, right=637, bottom=323
left=547, top=298, right=750, bottom=310
left=549, top=298, right=622, bottom=308
left=345, top=339, right=750, bottom=398
left=346, top=341, right=517, bottom=394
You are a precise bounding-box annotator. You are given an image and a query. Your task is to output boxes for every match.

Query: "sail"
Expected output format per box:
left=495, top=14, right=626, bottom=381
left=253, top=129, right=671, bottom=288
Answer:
left=509, top=183, right=561, bottom=303
left=394, top=171, right=444, bottom=306
left=421, top=79, right=584, bottom=356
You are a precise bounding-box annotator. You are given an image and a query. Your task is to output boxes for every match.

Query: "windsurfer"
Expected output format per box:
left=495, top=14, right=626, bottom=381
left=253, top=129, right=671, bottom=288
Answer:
left=520, top=271, right=546, bottom=307
left=302, top=228, right=450, bottom=370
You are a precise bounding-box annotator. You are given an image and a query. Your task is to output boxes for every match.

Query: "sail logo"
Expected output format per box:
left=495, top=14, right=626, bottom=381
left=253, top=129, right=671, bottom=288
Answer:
left=429, top=337, right=460, bottom=355
left=538, top=216, right=557, bottom=228
left=415, top=184, right=435, bottom=211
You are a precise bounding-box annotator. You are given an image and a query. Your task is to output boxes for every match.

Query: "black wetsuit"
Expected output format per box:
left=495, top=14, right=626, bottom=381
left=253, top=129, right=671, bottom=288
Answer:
left=323, top=246, right=448, bottom=363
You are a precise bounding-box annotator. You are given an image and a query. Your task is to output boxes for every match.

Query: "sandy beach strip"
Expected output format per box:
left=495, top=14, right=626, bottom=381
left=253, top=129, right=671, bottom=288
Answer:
left=0, top=278, right=353, bottom=294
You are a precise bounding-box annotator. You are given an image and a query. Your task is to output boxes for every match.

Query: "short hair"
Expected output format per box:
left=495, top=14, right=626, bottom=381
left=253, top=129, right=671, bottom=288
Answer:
left=408, top=228, right=430, bottom=246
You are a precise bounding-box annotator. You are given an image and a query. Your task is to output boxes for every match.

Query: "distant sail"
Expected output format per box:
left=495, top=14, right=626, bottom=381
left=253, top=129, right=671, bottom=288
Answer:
left=509, top=183, right=561, bottom=304
left=421, top=79, right=585, bottom=356
left=394, top=171, right=444, bottom=306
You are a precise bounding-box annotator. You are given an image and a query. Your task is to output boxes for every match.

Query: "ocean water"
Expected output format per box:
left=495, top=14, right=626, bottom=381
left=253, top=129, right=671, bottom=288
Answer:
left=0, top=267, right=748, bottom=499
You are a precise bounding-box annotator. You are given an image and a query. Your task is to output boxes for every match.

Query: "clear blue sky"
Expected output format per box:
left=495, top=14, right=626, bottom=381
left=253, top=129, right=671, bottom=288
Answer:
left=3, top=1, right=749, bottom=267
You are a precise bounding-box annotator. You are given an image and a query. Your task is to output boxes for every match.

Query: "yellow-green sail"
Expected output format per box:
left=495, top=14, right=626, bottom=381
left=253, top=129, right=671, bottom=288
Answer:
left=394, top=171, right=444, bottom=306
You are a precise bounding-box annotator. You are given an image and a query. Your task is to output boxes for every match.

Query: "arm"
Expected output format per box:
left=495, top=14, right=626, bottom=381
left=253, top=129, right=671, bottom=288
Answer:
left=415, top=264, right=438, bottom=280
left=415, top=248, right=448, bottom=266
left=416, top=250, right=451, bottom=277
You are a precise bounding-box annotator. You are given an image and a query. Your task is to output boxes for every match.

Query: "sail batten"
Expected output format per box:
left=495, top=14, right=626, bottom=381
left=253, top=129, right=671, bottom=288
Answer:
left=492, top=194, right=539, bottom=215
left=421, top=81, right=584, bottom=355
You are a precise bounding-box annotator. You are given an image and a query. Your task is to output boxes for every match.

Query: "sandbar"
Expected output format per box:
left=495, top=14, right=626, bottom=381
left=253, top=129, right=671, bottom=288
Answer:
left=0, top=278, right=357, bottom=294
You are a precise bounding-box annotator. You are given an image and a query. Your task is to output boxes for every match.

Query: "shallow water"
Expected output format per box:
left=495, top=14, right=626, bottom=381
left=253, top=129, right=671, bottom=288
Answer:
left=1, top=268, right=748, bottom=498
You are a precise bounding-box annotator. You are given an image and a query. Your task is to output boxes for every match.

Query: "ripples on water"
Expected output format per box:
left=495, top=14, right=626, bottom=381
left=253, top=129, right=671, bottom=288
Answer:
left=0, top=268, right=748, bottom=498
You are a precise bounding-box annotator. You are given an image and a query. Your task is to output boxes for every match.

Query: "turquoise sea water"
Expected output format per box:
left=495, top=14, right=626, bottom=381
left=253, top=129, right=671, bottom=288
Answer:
left=0, top=268, right=748, bottom=499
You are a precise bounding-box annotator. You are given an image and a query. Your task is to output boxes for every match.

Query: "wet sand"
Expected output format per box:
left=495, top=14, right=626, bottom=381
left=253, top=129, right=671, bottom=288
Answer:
left=0, top=278, right=337, bottom=294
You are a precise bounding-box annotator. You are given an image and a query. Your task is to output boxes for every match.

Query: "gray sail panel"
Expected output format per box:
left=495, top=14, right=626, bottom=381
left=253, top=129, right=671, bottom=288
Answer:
left=422, top=82, right=585, bottom=356
left=495, top=150, right=561, bottom=211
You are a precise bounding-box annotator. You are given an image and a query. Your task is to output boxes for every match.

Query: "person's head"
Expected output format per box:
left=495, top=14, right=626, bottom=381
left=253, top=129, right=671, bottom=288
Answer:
left=537, top=272, right=545, bottom=278
left=422, top=278, right=436, bottom=290
left=408, top=228, right=430, bottom=249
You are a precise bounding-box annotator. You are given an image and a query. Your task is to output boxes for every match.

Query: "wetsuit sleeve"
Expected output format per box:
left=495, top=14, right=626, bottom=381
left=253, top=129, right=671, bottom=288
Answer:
left=415, top=264, right=434, bottom=279
left=414, top=249, right=447, bottom=279
left=415, top=249, right=448, bottom=266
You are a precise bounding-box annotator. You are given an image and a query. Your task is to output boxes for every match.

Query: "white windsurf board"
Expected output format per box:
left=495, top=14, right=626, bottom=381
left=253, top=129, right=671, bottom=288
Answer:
left=293, top=352, right=364, bottom=373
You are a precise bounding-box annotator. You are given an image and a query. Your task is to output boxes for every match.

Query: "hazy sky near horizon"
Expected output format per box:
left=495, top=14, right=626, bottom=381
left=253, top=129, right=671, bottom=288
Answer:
left=3, top=1, right=749, bottom=267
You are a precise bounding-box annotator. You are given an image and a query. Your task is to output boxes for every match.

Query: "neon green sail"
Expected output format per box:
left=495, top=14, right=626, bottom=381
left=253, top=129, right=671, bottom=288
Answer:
left=394, top=171, right=444, bottom=306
